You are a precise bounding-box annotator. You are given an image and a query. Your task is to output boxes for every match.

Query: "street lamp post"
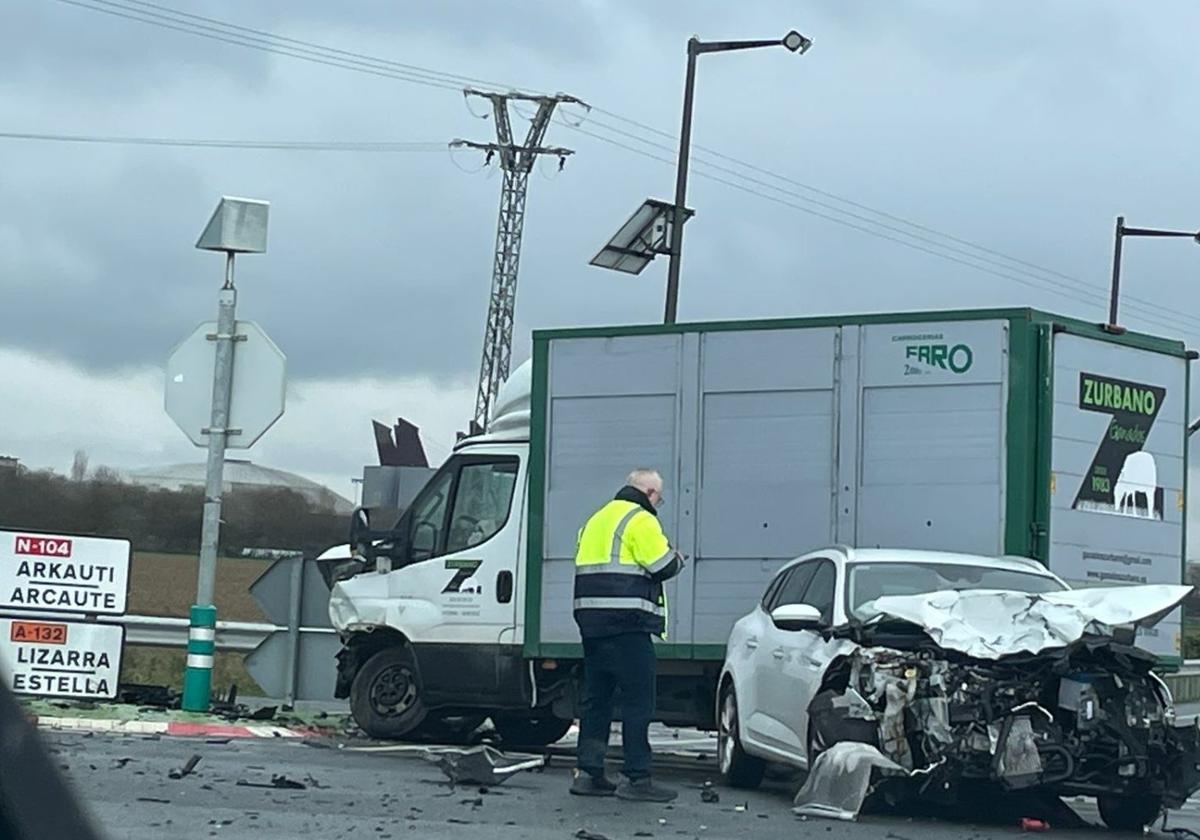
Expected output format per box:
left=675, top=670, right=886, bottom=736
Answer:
left=1106, top=214, right=1200, bottom=332
left=662, top=30, right=812, bottom=324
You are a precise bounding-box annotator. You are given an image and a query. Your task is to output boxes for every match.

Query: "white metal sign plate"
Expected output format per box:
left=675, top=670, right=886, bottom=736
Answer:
left=0, top=531, right=130, bottom=616
left=0, top=617, right=123, bottom=700
left=165, top=319, right=287, bottom=449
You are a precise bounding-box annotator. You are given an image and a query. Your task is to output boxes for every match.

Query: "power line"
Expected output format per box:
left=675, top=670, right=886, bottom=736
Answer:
left=50, top=0, right=1200, bottom=337
left=115, top=0, right=514, bottom=92
left=564, top=122, right=1200, bottom=337
left=54, top=0, right=467, bottom=91
left=579, top=113, right=1200, bottom=331
left=0, top=131, right=447, bottom=151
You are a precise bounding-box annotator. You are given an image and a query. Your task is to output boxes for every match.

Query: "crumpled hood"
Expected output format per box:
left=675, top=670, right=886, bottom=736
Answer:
left=862, top=584, right=1192, bottom=659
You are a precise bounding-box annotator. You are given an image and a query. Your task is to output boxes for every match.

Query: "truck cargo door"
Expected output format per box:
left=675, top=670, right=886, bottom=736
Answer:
left=853, top=319, right=1010, bottom=556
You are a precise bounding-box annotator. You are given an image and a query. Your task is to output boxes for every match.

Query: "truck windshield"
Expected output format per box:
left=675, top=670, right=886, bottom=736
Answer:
left=847, top=562, right=1067, bottom=619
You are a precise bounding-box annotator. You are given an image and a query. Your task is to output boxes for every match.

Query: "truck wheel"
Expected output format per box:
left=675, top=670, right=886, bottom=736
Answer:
left=1097, top=794, right=1163, bottom=831
left=350, top=646, right=428, bottom=739
left=718, top=684, right=765, bottom=789
left=491, top=714, right=573, bottom=747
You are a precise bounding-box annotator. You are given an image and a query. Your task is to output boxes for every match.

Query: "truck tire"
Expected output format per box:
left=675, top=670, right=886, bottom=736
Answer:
left=1097, top=794, right=1163, bottom=831
left=491, top=714, right=573, bottom=747
left=717, top=684, right=766, bottom=789
left=350, top=646, right=428, bottom=739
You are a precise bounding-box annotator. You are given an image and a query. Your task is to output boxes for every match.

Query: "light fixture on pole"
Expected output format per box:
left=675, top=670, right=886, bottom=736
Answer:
left=587, top=31, right=811, bottom=321
left=1106, top=215, right=1200, bottom=333
left=591, top=198, right=694, bottom=275
left=661, top=29, right=812, bottom=324
left=179, top=196, right=270, bottom=712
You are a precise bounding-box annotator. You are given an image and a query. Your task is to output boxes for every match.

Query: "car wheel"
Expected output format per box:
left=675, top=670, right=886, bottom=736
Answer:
left=349, top=646, right=428, bottom=739
left=717, top=684, right=766, bottom=789
left=491, top=714, right=573, bottom=747
left=1097, top=793, right=1163, bottom=831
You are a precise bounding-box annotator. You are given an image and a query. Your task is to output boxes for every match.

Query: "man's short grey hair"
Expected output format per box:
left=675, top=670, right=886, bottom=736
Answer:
left=626, top=468, right=662, bottom=492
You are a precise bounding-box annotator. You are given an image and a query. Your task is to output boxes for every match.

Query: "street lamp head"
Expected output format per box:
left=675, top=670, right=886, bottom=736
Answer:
left=196, top=196, right=270, bottom=254
left=783, top=30, right=813, bottom=54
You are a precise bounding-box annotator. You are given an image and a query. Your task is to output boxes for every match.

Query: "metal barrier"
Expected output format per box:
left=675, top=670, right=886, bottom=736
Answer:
left=1165, top=660, right=1200, bottom=704
left=113, top=614, right=335, bottom=652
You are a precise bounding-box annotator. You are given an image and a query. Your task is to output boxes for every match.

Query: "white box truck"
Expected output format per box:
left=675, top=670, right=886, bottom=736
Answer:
left=324, top=308, right=1193, bottom=742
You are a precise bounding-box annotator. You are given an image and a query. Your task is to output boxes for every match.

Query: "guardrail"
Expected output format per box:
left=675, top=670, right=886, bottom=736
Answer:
left=1166, top=660, right=1200, bottom=704
left=72, top=613, right=336, bottom=652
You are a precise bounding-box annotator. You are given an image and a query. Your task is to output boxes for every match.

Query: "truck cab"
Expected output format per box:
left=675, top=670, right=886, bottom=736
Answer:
left=325, top=363, right=572, bottom=744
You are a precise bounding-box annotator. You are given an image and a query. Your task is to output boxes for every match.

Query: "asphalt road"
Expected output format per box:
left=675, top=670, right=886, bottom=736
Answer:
left=40, top=725, right=1200, bottom=840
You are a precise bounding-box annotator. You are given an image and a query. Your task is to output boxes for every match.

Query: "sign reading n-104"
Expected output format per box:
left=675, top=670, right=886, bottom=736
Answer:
left=0, top=531, right=130, bottom=615
left=165, top=319, right=287, bottom=448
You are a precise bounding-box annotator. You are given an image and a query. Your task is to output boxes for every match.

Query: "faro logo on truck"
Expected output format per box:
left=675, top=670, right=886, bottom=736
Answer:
left=904, top=342, right=974, bottom=374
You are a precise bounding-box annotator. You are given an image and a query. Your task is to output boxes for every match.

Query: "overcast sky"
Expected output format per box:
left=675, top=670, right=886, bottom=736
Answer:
left=4, top=0, right=1200, bottom=512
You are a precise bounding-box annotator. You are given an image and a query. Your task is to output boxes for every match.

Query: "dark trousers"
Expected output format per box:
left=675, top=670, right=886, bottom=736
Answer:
left=576, top=631, right=656, bottom=781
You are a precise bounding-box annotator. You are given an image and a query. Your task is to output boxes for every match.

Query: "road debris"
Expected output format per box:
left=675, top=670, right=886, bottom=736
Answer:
left=136, top=797, right=171, bottom=804
left=168, top=754, right=202, bottom=779
left=1019, top=817, right=1050, bottom=832
left=574, top=830, right=610, bottom=840
left=423, top=745, right=545, bottom=786
left=116, top=683, right=178, bottom=708
left=792, top=742, right=906, bottom=821
left=235, top=774, right=307, bottom=790
left=700, top=784, right=719, bottom=804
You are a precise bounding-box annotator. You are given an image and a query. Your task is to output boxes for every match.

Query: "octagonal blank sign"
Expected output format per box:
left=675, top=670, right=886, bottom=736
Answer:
left=166, top=320, right=286, bottom=448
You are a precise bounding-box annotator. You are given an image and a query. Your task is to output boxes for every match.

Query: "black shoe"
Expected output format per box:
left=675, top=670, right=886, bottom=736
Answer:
left=570, top=770, right=617, bottom=797
left=615, top=778, right=678, bottom=803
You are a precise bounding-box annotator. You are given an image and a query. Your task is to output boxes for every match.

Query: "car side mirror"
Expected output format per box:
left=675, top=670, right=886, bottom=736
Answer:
left=771, top=603, right=824, bottom=631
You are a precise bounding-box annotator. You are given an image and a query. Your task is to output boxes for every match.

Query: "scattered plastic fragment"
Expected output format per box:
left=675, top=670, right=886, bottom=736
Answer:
left=168, top=754, right=202, bottom=779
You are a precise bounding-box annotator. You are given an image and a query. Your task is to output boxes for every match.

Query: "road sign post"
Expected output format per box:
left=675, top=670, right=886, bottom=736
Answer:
left=170, top=196, right=278, bottom=712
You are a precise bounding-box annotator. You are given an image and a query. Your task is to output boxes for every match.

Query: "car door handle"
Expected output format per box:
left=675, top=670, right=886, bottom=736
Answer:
left=745, top=637, right=759, bottom=650
left=772, top=648, right=786, bottom=660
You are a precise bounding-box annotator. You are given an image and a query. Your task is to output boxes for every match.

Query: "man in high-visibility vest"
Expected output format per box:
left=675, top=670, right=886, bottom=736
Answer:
left=569, top=468, right=685, bottom=802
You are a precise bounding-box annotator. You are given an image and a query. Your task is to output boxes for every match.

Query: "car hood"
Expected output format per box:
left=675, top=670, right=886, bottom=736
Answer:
left=859, top=584, right=1192, bottom=659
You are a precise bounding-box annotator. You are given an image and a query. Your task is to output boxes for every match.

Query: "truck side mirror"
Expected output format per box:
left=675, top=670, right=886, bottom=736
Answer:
left=411, top=521, right=437, bottom=562
left=348, top=507, right=372, bottom=555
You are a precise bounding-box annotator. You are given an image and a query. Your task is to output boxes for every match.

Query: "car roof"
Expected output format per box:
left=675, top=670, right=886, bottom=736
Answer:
left=791, top=546, right=1059, bottom=578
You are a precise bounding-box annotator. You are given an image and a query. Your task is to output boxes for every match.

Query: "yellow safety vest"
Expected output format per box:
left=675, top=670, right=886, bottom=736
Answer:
left=573, top=500, right=675, bottom=638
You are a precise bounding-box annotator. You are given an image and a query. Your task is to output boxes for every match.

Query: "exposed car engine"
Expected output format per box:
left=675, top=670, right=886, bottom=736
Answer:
left=808, top=635, right=1200, bottom=827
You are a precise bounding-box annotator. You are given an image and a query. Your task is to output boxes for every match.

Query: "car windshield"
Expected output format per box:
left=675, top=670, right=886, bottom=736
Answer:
left=847, top=561, right=1067, bottom=619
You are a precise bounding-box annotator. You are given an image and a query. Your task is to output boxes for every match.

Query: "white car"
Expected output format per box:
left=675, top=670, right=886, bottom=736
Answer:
left=714, top=546, right=1200, bottom=830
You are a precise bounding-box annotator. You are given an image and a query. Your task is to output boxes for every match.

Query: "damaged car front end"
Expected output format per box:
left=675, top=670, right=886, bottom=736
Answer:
left=802, top=587, right=1200, bottom=829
